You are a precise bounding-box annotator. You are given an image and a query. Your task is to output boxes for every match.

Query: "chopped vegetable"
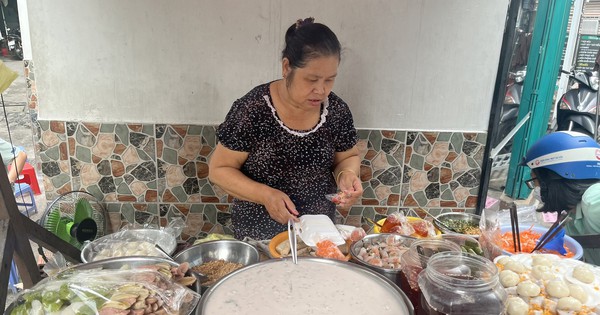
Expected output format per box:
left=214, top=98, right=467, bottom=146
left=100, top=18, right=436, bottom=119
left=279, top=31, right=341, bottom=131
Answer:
left=441, top=219, right=481, bottom=235
left=500, top=228, right=575, bottom=258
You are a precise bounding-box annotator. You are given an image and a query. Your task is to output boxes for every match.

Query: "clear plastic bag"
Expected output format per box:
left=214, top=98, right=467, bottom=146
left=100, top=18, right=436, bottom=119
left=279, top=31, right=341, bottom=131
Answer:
left=84, top=218, right=187, bottom=262
left=325, top=191, right=352, bottom=205
left=85, top=230, right=175, bottom=262
left=336, top=225, right=367, bottom=242
left=41, top=252, right=69, bottom=278
left=122, top=216, right=186, bottom=239
left=9, top=267, right=200, bottom=315
left=478, top=208, right=504, bottom=260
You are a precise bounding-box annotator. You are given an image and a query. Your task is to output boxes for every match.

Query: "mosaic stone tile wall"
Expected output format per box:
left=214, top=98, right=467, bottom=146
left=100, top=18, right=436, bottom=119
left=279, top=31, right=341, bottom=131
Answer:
left=36, top=120, right=486, bottom=242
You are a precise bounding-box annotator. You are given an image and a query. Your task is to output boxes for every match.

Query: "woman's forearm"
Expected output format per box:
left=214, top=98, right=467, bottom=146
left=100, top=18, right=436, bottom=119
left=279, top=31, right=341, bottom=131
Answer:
left=333, top=146, right=360, bottom=182
left=209, top=166, right=273, bottom=205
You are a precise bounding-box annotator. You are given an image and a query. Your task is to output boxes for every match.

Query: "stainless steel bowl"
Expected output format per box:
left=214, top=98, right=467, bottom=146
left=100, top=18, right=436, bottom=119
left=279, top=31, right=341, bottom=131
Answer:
left=173, top=240, right=260, bottom=267
left=434, top=212, right=482, bottom=239
left=81, top=229, right=177, bottom=263
left=350, top=233, right=415, bottom=285
left=198, top=257, right=413, bottom=315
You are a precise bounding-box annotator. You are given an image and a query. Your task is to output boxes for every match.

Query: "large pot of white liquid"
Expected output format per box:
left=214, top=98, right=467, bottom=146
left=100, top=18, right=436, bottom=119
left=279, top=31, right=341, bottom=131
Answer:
left=196, top=257, right=414, bottom=315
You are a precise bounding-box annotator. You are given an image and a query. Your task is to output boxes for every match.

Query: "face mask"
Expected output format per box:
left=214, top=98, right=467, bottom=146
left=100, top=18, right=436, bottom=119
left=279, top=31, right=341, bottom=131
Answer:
left=533, top=186, right=544, bottom=207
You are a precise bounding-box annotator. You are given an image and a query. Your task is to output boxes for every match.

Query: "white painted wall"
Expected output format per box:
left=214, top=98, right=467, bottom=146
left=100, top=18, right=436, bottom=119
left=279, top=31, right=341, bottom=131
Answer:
left=27, top=0, right=508, bottom=132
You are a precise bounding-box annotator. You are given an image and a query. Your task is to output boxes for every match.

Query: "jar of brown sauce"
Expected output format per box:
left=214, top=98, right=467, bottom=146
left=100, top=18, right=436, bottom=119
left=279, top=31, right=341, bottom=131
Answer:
left=417, top=251, right=507, bottom=315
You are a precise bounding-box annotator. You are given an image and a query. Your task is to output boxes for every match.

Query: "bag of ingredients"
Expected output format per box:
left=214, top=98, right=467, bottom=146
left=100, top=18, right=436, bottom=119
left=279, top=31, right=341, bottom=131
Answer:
left=85, top=229, right=170, bottom=262
left=122, top=216, right=186, bottom=239
left=86, top=217, right=187, bottom=261
left=9, top=266, right=200, bottom=315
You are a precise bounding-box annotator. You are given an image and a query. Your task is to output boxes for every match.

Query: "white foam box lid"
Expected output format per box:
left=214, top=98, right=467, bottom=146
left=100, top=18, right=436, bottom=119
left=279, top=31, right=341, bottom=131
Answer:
left=295, top=214, right=345, bottom=247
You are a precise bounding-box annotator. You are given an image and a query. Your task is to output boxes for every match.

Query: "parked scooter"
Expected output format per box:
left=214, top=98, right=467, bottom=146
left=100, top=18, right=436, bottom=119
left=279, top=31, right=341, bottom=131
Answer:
left=555, top=69, right=600, bottom=140
left=2, top=27, right=23, bottom=60
left=492, top=67, right=526, bottom=153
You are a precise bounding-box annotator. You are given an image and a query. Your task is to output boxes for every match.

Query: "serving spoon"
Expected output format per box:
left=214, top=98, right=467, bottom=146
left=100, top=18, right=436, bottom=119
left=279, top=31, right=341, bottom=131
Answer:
left=288, top=219, right=298, bottom=264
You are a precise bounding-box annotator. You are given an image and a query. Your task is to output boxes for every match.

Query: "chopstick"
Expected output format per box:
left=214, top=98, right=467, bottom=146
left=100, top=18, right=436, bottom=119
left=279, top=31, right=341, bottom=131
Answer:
left=530, top=211, right=572, bottom=253
left=532, top=210, right=568, bottom=252
left=365, top=217, right=383, bottom=229
left=510, top=203, right=521, bottom=253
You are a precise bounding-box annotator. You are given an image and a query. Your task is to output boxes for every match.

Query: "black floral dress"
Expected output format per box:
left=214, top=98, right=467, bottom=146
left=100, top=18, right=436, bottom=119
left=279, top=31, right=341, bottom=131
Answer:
left=217, top=83, right=358, bottom=240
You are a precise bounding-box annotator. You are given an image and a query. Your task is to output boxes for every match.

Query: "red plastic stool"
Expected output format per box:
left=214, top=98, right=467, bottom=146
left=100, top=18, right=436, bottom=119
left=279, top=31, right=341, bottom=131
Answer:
left=14, top=162, right=41, bottom=195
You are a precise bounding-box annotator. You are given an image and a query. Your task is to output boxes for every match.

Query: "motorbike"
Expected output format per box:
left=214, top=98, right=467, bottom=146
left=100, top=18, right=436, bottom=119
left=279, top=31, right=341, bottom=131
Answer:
left=492, top=67, right=526, bottom=153
left=2, top=27, right=23, bottom=60
left=555, top=69, right=600, bottom=140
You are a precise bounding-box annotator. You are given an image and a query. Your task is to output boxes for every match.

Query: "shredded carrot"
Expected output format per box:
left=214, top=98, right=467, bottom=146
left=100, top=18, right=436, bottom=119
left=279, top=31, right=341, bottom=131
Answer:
left=500, top=227, right=575, bottom=258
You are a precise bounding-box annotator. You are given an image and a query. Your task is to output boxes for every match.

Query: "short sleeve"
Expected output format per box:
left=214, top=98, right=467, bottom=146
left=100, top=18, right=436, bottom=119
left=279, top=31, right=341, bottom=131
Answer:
left=0, top=138, right=16, bottom=165
left=331, top=98, right=358, bottom=152
left=217, top=99, right=257, bottom=152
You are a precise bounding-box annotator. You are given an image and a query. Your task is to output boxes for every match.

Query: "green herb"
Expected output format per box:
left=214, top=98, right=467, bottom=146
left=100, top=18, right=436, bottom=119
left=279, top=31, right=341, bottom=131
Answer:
left=442, top=219, right=480, bottom=235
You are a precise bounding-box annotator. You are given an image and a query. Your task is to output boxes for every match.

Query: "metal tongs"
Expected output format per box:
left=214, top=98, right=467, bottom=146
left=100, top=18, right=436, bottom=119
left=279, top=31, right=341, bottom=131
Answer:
left=530, top=210, right=572, bottom=253
left=288, top=219, right=298, bottom=264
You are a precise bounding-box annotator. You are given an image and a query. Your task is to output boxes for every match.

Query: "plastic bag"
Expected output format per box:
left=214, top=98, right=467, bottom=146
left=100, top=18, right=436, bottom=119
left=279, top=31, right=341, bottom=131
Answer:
left=9, top=267, right=200, bottom=315
left=85, top=229, right=173, bottom=262
left=162, top=217, right=186, bottom=239
left=122, top=216, right=186, bottom=239
left=478, top=208, right=504, bottom=260
left=41, top=252, right=69, bottom=278
left=496, top=204, right=539, bottom=227
left=382, top=212, right=416, bottom=236
left=325, top=191, right=352, bottom=205
left=336, top=225, right=366, bottom=242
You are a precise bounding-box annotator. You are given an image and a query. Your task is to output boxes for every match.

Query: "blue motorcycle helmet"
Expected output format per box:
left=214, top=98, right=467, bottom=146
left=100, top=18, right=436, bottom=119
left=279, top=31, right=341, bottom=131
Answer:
left=520, top=131, right=600, bottom=179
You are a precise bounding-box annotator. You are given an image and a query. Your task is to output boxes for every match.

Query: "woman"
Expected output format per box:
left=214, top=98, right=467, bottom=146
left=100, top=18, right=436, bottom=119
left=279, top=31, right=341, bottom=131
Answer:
left=521, top=131, right=600, bottom=265
left=209, top=18, right=362, bottom=240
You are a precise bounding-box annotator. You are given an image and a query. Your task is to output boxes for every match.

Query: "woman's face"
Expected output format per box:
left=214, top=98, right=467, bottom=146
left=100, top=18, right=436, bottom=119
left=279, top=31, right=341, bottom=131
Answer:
left=283, top=55, right=339, bottom=110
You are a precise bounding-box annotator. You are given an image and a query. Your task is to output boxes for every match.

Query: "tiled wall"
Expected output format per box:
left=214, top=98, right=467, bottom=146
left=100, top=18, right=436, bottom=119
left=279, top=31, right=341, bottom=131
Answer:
left=26, top=61, right=486, bottom=242
left=37, top=120, right=486, bottom=241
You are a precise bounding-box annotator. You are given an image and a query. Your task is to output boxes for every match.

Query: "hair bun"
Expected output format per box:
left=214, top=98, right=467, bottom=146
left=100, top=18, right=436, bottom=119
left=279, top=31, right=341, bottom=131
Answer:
left=295, top=17, right=315, bottom=29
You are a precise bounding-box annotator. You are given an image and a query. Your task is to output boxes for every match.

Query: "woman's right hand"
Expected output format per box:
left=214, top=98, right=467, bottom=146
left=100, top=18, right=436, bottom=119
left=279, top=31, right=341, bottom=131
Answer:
left=262, top=188, right=299, bottom=224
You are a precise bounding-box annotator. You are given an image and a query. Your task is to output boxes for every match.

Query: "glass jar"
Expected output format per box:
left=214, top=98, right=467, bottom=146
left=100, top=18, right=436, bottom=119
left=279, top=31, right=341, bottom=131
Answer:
left=417, top=251, right=507, bottom=315
left=399, top=239, right=461, bottom=313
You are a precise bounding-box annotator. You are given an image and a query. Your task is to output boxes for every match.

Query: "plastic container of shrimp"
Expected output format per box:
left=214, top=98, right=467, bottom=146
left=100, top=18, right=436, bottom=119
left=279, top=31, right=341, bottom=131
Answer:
left=295, top=215, right=345, bottom=247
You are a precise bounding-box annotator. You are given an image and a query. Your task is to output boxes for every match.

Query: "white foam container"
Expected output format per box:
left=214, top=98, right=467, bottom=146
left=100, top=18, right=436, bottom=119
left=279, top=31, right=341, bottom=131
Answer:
left=295, top=214, right=345, bottom=247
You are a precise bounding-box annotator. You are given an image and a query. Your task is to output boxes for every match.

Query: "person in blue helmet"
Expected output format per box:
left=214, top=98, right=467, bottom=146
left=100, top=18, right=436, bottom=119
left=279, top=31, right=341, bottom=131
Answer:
left=521, top=131, right=600, bottom=265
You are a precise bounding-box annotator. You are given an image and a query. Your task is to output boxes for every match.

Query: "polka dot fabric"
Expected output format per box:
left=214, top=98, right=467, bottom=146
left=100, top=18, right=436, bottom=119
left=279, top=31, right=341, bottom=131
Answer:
left=217, top=83, right=358, bottom=240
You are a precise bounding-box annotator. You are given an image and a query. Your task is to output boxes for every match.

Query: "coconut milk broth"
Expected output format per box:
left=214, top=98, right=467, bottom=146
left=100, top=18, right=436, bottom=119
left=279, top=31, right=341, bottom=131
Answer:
left=202, top=259, right=410, bottom=315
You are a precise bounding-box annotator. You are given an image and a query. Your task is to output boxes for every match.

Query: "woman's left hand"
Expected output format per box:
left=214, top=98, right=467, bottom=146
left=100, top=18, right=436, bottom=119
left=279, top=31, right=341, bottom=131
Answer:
left=336, top=172, right=362, bottom=209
